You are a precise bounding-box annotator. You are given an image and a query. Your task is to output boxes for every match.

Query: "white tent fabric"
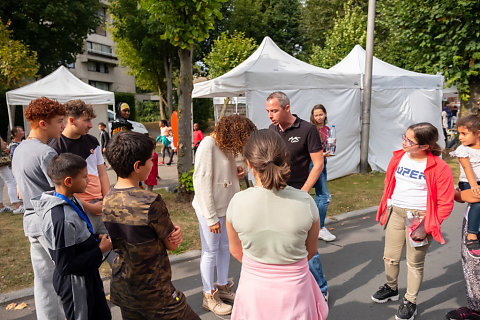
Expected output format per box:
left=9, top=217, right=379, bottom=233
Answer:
left=330, top=45, right=444, bottom=172
left=193, top=37, right=362, bottom=180
left=6, top=66, right=115, bottom=129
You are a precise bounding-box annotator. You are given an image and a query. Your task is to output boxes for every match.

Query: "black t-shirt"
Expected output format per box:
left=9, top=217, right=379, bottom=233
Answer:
left=49, top=134, right=100, bottom=160
left=269, top=115, right=322, bottom=189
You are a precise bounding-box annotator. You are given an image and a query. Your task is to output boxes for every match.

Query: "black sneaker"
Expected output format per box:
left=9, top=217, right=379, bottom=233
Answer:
left=445, top=307, right=480, bottom=320
left=371, top=283, right=399, bottom=303
left=395, top=298, right=417, bottom=320
left=465, top=238, right=480, bottom=259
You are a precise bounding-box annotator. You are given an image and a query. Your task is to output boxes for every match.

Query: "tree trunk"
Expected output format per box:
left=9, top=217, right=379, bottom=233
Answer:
left=218, top=97, right=230, bottom=120
left=464, top=77, right=480, bottom=116
left=177, top=47, right=194, bottom=200
left=157, top=84, right=166, bottom=120
left=164, top=57, right=174, bottom=118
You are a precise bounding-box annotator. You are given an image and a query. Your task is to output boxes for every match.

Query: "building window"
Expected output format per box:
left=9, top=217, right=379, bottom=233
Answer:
left=89, top=80, right=110, bottom=91
left=96, top=7, right=107, bottom=36
left=87, top=61, right=109, bottom=73
left=86, top=41, right=113, bottom=57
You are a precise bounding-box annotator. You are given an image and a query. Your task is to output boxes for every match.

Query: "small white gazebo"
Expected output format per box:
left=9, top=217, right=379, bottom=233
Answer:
left=6, top=66, right=114, bottom=136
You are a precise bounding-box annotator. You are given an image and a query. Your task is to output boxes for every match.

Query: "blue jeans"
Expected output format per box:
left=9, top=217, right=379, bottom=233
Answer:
left=309, top=159, right=331, bottom=228
left=459, top=181, right=480, bottom=234
left=308, top=159, right=329, bottom=294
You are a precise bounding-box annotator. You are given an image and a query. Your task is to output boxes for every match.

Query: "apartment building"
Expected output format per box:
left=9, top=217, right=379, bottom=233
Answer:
left=68, top=1, right=135, bottom=94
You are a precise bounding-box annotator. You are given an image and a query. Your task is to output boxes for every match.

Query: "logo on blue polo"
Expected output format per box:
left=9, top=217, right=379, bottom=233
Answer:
left=396, top=166, right=425, bottom=180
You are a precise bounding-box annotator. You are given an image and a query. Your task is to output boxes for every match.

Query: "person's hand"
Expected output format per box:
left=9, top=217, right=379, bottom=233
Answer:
left=209, top=221, right=221, bottom=234
left=472, top=185, right=480, bottom=196
left=102, top=147, right=107, bottom=153
left=91, top=201, right=103, bottom=216
left=323, top=150, right=331, bottom=157
left=98, top=234, right=113, bottom=254
left=455, top=187, right=465, bottom=203
left=168, top=226, right=183, bottom=246
left=410, top=224, right=427, bottom=241
left=237, top=166, right=245, bottom=179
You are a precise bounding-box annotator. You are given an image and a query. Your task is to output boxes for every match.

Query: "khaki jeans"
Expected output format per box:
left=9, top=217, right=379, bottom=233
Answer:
left=384, top=206, right=433, bottom=303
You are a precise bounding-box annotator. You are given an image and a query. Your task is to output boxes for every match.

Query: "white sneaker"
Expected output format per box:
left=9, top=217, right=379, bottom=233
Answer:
left=13, top=205, right=25, bottom=214
left=318, top=227, right=336, bottom=241
left=0, top=206, right=13, bottom=213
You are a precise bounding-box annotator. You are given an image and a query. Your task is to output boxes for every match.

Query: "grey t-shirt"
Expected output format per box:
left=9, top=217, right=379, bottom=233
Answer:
left=12, top=139, right=56, bottom=237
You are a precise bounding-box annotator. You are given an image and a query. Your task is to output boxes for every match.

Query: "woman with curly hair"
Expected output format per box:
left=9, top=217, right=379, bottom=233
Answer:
left=192, top=114, right=256, bottom=316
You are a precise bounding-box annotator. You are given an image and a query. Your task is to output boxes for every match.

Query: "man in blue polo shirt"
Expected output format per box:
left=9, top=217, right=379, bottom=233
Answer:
left=266, top=91, right=329, bottom=300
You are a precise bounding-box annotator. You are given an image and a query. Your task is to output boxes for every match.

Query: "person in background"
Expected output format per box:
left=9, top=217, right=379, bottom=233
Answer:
left=226, top=129, right=328, bottom=320
left=158, top=119, right=174, bottom=165
left=8, top=126, right=25, bottom=160
left=98, top=122, right=110, bottom=153
left=310, top=104, right=336, bottom=242
left=372, top=122, right=454, bottom=320
left=0, top=137, right=24, bottom=214
left=145, top=141, right=160, bottom=191
left=12, top=97, right=66, bottom=319
left=192, top=115, right=256, bottom=316
left=193, top=122, right=204, bottom=156
left=111, top=102, right=133, bottom=136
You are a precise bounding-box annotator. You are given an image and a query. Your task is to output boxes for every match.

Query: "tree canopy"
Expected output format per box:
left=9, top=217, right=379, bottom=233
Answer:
left=109, top=0, right=177, bottom=119
left=308, top=0, right=367, bottom=68
left=380, top=0, right=480, bottom=100
left=204, top=31, right=257, bottom=78
left=0, top=0, right=101, bottom=76
left=0, top=19, right=39, bottom=92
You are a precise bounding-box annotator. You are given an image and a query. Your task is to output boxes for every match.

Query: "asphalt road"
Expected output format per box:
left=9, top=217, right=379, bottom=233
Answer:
left=0, top=201, right=467, bottom=320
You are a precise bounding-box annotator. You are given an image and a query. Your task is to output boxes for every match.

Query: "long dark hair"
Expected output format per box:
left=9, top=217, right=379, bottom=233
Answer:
left=408, top=122, right=442, bottom=156
left=310, top=104, right=327, bottom=126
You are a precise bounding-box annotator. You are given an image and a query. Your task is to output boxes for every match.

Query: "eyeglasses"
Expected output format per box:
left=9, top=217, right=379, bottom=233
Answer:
left=401, top=134, right=419, bottom=146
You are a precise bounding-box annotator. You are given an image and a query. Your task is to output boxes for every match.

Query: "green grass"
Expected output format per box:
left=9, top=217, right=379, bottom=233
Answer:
left=0, top=158, right=461, bottom=293
left=0, top=213, right=33, bottom=292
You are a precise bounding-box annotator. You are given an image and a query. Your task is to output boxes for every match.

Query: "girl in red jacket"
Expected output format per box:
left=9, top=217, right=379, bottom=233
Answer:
left=371, top=122, right=454, bottom=320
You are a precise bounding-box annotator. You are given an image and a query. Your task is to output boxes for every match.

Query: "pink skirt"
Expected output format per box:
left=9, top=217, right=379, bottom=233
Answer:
left=232, top=255, right=328, bottom=320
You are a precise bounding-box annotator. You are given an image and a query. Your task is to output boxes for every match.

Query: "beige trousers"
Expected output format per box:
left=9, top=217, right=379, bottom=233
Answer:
left=384, top=206, right=433, bottom=303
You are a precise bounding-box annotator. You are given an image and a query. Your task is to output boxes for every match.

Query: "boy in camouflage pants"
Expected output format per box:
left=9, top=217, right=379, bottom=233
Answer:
left=102, top=131, right=200, bottom=320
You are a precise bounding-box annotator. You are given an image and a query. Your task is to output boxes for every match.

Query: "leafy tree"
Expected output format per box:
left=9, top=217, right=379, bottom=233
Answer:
left=300, top=0, right=343, bottom=53
left=109, top=0, right=177, bottom=119
left=308, top=0, right=367, bottom=68
left=0, top=0, right=101, bottom=76
left=204, top=31, right=257, bottom=118
left=229, top=0, right=303, bottom=55
left=379, top=0, right=480, bottom=106
left=204, top=31, right=257, bottom=79
left=141, top=0, right=225, bottom=190
left=0, top=19, right=39, bottom=92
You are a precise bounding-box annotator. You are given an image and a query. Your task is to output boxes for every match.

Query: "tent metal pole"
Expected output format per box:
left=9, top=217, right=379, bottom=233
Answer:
left=360, top=0, right=376, bottom=173
left=6, top=100, right=13, bottom=131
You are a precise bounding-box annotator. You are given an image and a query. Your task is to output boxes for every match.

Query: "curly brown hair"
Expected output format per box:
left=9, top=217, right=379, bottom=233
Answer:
left=64, top=99, right=96, bottom=119
left=24, top=97, right=66, bottom=128
left=212, top=115, right=256, bottom=156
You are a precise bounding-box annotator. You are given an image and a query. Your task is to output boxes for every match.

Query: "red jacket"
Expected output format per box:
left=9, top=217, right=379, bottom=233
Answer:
left=376, top=150, right=454, bottom=244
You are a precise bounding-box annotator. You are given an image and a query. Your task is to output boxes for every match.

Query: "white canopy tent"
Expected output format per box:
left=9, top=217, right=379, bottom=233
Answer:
left=6, top=66, right=115, bottom=137
left=330, top=45, right=444, bottom=171
left=193, top=37, right=363, bottom=180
